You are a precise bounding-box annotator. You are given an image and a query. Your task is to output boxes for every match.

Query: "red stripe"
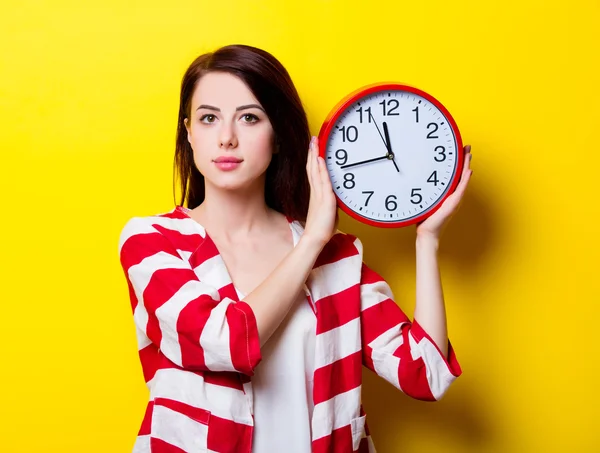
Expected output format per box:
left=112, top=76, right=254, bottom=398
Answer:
left=203, top=370, right=244, bottom=391
left=313, top=351, right=362, bottom=405
left=410, top=320, right=462, bottom=377
left=315, top=285, right=360, bottom=334
left=177, top=294, right=218, bottom=369
left=160, top=208, right=190, bottom=220
left=144, top=267, right=202, bottom=348
left=153, top=397, right=210, bottom=424
left=360, top=299, right=409, bottom=345
left=150, top=437, right=187, bottom=453
left=138, top=401, right=153, bottom=435
left=227, top=301, right=262, bottom=375
left=312, top=425, right=354, bottom=453
left=360, top=262, right=384, bottom=285
left=314, top=233, right=359, bottom=268
left=207, top=414, right=253, bottom=453
left=152, top=223, right=203, bottom=253
left=138, top=343, right=160, bottom=383
left=189, top=234, right=220, bottom=269
left=394, top=324, right=435, bottom=401
left=120, top=231, right=179, bottom=271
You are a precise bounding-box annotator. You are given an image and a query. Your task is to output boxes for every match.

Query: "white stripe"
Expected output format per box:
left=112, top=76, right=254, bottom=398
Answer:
left=136, top=325, right=152, bottom=350
left=193, top=254, right=232, bottom=289
left=155, top=279, right=221, bottom=367
left=132, top=434, right=150, bottom=453
left=309, top=254, right=362, bottom=300
left=151, top=404, right=208, bottom=452
left=360, top=281, right=394, bottom=311
left=408, top=334, right=457, bottom=400
left=369, top=323, right=409, bottom=391
left=119, top=215, right=204, bottom=252
left=314, top=317, right=361, bottom=369
left=312, top=386, right=362, bottom=440
left=151, top=368, right=253, bottom=424
left=200, top=297, right=236, bottom=371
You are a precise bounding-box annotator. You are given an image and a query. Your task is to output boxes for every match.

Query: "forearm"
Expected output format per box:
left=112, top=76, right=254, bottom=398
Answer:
left=243, top=234, right=325, bottom=346
left=413, top=234, right=448, bottom=358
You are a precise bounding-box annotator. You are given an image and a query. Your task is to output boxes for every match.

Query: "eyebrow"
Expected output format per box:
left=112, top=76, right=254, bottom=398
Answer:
left=196, top=104, right=265, bottom=113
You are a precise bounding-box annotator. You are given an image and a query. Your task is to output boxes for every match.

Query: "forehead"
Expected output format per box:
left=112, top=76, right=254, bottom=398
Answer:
left=192, top=72, right=259, bottom=108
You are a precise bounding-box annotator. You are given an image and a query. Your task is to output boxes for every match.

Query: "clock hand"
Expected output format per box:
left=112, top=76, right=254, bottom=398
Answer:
left=382, top=121, right=401, bottom=173
left=368, top=111, right=390, bottom=154
left=340, top=155, right=389, bottom=169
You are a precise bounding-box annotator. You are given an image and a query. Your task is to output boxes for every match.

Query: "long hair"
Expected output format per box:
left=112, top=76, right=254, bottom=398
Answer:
left=174, top=44, right=311, bottom=221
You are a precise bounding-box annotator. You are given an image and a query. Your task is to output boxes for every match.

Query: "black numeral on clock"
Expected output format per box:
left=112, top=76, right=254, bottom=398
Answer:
left=434, top=146, right=446, bottom=162
left=427, top=171, right=439, bottom=186
left=362, top=191, right=374, bottom=206
left=335, top=149, right=348, bottom=166
left=356, top=107, right=372, bottom=124
left=412, top=106, right=419, bottom=123
left=340, top=126, right=358, bottom=142
left=426, top=122, right=439, bottom=139
left=343, top=173, right=356, bottom=189
left=385, top=195, right=398, bottom=211
left=379, top=99, right=399, bottom=116
left=410, top=188, right=422, bottom=204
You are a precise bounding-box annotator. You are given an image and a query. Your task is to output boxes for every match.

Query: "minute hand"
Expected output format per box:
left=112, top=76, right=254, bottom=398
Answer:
left=340, top=155, right=388, bottom=169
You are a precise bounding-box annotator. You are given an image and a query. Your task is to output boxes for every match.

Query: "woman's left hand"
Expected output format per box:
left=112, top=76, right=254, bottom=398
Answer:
left=415, top=145, right=473, bottom=240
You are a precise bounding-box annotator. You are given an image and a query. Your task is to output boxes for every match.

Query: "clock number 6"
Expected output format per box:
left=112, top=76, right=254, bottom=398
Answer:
left=385, top=195, right=398, bottom=211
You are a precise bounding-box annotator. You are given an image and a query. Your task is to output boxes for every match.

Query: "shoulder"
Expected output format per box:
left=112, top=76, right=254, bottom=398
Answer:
left=118, top=206, right=204, bottom=253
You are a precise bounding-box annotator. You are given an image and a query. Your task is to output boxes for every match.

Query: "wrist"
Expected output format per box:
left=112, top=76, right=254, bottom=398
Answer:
left=416, top=233, right=439, bottom=251
left=298, top=233, right=328, bottom=255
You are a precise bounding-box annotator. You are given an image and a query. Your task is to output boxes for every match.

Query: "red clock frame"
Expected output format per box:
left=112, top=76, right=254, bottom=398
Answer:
left=317, top=82, right=464, bottom=228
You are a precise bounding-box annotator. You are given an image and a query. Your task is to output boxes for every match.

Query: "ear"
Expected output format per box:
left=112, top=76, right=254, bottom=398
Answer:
left=184, top=118, right=192, bottom=144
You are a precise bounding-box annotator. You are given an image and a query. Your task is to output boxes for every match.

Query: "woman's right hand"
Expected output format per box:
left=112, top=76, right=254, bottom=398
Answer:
left=303, top=136, right=339, bottom=247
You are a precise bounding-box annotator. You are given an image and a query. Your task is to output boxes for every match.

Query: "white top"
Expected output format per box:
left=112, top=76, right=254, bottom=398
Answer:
left=237, top=288, right=317, bottom=453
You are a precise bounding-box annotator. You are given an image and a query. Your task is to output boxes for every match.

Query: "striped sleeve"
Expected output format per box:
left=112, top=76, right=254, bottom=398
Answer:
left=118, top=217, right=262, bottom=376
left=355, top=239, right=462, bottom=401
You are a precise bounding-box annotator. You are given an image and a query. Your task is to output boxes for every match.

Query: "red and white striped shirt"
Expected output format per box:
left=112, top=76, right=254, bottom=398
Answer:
left=118, top=206, right=462, bottom=453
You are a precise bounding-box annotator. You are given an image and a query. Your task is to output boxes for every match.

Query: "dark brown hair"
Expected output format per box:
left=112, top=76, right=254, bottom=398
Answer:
left=174, top=44, right=310, bottom=221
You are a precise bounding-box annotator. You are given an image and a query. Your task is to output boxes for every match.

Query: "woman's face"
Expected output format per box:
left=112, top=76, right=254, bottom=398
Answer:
left=184, top=71, right=275, bottom=193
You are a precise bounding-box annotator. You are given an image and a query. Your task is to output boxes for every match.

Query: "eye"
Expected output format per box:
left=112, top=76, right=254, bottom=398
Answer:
left=241, top=113, right=259, bottom=123
left=200, top=114, right=217, bottom=123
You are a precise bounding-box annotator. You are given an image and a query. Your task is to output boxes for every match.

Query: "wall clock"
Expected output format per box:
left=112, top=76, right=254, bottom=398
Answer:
left=318, top=83, right=464, bottom=228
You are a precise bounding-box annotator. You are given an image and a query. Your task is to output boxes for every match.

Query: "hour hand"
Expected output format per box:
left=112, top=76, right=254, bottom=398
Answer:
left=383, top=121, right=401, bottom=173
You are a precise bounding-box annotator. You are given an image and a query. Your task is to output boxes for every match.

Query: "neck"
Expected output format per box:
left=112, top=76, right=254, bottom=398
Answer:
left=194, top=181, right=276, bottom=240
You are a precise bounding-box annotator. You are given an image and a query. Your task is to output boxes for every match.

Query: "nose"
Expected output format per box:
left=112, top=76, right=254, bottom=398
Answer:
left=218, top=121, right=238, bottom=150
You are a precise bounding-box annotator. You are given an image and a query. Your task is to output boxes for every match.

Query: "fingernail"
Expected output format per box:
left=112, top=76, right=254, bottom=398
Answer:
left=311, top=136, right=317, bottom=146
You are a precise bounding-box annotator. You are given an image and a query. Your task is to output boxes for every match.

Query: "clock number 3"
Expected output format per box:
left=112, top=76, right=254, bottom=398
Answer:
left=434, top=146, right=446, bottom=162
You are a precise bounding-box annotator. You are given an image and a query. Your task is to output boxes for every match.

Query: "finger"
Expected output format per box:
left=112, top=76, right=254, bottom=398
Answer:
left=311, top=138, right=323, bottom=199
left=306, top=139, right=315, bottom=192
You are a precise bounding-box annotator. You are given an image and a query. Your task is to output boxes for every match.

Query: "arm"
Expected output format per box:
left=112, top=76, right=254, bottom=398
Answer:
left=358, top=238, right=462, bottom=401
left=119, top=218, right=328, bottom=375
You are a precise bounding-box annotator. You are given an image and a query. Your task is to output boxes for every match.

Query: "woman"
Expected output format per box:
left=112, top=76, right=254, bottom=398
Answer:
left=119, top=44, right=471, bottom=453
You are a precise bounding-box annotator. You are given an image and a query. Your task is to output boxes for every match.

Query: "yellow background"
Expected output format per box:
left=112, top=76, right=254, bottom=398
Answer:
left=1, top=0, right=598, bottom=452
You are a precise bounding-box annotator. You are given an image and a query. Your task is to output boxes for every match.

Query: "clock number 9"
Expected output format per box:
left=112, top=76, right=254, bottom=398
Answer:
left=385, top=195, right=398, bottom=211
left=343, top=173, right=356, bottom=189
left=335, top=149, right=348, bottom=166
left=434, top=146, right=446, bottom=162
left=340, top=125, right=358, bottom=142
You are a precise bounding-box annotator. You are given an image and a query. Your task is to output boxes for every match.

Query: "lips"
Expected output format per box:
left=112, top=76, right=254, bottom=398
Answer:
left=213, top=156, right=243, bottom=163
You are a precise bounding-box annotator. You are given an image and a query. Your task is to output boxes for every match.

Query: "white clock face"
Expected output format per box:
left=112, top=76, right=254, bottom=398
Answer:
left=325, top=89, right=460, bottom=224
